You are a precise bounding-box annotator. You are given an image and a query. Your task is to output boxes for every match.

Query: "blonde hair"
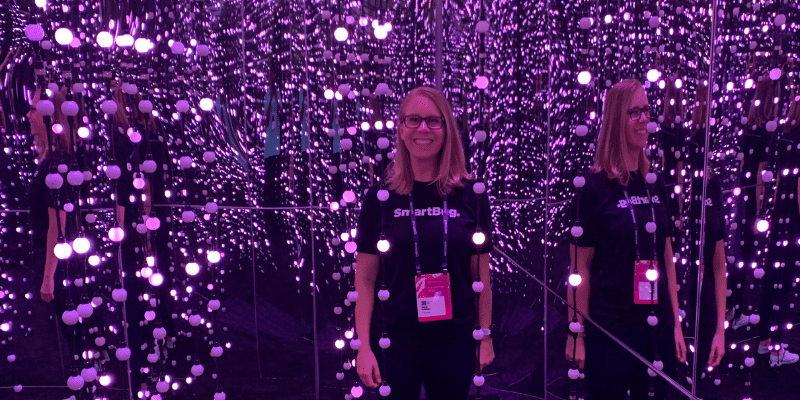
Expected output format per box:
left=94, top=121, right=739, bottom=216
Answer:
left=593, top=79, right=651, bottom=186
left=387, top=86, right=471, bottom=197
left=747, top=73, right=780, bottom=128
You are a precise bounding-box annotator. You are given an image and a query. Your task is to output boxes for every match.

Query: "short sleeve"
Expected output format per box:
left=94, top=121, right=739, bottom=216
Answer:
left=477, top=192, right=494, bottom=254
left=355, top=185, right=382, bottom=255
left=570, top=173, right=598, bottom=247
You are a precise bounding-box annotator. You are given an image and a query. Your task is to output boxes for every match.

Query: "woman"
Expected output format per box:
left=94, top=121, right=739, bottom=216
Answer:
left=354, top=87, right=494, bottom=399
left=567, top=79, right=686, bottom=400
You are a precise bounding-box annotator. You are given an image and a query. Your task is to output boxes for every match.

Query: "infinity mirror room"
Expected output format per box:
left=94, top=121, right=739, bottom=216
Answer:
left=1, top=0, right=799, bottom=399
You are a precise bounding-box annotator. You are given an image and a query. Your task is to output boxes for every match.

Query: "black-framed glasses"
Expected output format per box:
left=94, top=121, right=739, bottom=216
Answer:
left=627, top=106, right=652, bottom=121
left=401, top=115, right=445, bottom=129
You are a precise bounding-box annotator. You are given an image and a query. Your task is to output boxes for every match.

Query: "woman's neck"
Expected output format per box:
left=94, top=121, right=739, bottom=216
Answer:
left=411, top=158, right=437, bottom=182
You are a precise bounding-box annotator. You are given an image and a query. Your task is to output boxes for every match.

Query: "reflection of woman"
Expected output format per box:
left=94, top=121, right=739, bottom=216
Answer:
left=687, top=172, right=727, bottom=389
left=757, top=90, right=800, bottom=366
left=730, top=74, right=779, bottom=330
left=354, top=87, right=494, bottom=399
left=568, top=79, right=685, bottom=400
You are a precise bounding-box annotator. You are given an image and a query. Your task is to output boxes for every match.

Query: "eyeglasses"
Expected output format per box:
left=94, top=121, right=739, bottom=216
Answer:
left=627, top=106, right=652, bottom=121
left=401, top=115, right=445, bottom=129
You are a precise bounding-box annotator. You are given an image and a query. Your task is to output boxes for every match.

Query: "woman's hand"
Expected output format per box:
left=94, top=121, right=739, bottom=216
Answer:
left=356, top=348, right=381, bottom=388
left=480, top=339, right=495, bottom=371
left=565, top=335, right=585, bottom=369
left=40, top=276, right=55, bottom=302
left=674, top=325, right=687, bottom=364
left=707, top=330, right=725, bottom=367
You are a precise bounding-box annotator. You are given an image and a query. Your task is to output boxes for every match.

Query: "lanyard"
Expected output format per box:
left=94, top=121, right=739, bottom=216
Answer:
left=408, top=193, right=448, bottom=276
left=621, top=184, right=657, bottom=262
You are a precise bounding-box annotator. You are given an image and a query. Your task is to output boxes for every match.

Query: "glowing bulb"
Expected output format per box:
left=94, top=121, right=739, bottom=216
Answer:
left=96, top=31, right=114, bottom=48
left=324, top=89, right=334, bottom=99
left=116, top=34, right=133, bottom=47
left=374, top=25, right=388, bottom=39
left=472, top=232, right=486, bottom=245
left=646, top=269, right=659, bottom=281
left=675, top=79, right=683, bottom=88
left=361, top=121, right=371, bottom=131
left=334, top=27, right=349, bottom=41
left=149, top=272, right=164, bottom=287
left=745, top=78, right=754, bottom=89
left=568, top=273, right=582, bottom=286
left=185, top=262, right=200, bottom=276
left=199, top=98, right=214, bottom=111
left=377, top=239, right=390, bottom=252
left=141, top=267, right=153, bottom=278
left=335, top=339, right=345, bottom=349
left=756, top=219, right=769, bottom=232
left=54, top=242, right=73, bottom=260
left=647, top=69, right=660, bottom=82
left=109, top=227, right=125, bottom=242
left=98, top=375, right=111, bottom=386
left=55, top=28, right=73, bottom=45
left=72, top=237, right=91, bottom=254
left=134, top=38, right=152, bottom=53
left=77, top=127, right=90, bottom=138
left=207, top=251, right=221, bottom=263
left=88, top=255, right=100, bottom=266
left=577, top=71, right=592, bottom=85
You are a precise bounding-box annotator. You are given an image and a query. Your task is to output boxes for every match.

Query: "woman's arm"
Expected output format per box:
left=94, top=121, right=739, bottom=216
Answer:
left=566, top=244, right=594, bottom=369
left=354, top=253, right=380, bottom=349
left=472, top=252, right=494, bottom=370
left=712, top=240, right=727, bottom=332
left=665, top=238, right=687, bottom=363
left=470, top=253, right=492, bottom=332
left=41, top=207, right=67, bottom=302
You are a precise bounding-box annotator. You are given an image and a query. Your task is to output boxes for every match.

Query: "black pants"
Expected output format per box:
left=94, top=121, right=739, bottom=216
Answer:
left=584, top=322, right=678, bottom=400
left=371, top=335, right=476, bottom=400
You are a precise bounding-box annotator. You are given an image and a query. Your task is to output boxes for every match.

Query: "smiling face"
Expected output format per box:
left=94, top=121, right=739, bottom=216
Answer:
left=626, top=87, right=650, bottom=151
left=398, top=94, right=446, bottom=165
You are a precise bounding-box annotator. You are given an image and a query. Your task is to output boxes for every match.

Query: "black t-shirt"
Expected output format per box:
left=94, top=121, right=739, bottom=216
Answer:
left=571, top=170, right=674, bottom=329
left=660, top=123, right=687, bottom=184
left=690, top=176, right=726, bottom=323
left=28, top=157, right=80, bottom=251
left=355, top=179, right=493, bottom=349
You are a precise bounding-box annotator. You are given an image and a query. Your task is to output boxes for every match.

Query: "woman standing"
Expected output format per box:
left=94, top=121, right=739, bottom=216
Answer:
left=354, top=87, right=494, bottom=399
left=567, top=79, right=686, bottom=400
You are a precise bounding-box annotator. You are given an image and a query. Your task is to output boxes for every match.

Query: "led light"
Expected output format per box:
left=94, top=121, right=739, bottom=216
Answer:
left=88, top=255, right=100, bottom=266
left=97, top=31, right=114, bottom=48
left=324, top=89, right=334, bottom=100
left=149, top=273, right=164, bottom=287
left=334, top=27, right=348, bottom=41
left=647, top=69, right=660, bottom=82
left=134, top=38, right=153, bottom=53
left=54, top=242, right=73, bottom=259
left=199, top=98, right=214, bottom=111
left=77, top=127, right=91, bottom=138
left=377, top=239, right=390, bottom=252
left=207, top=251, right=221, bottom=263
left=646, top=269, right=659, bottom=281
left=568, top=273, right=582, bottom=286
left=577, top=71, right=592, bottom=85
left=756, top=219, right=769, bottom=232
left=55, top=28, right=73, bottom=45
left=99, top=375, right=112, bottom=386
left=374, top=25, right=388, bottom=39
left=141, top=266, right=153, bottom=278
left=185, top=262, right=200, bottom=276
left=109, top=227, right=125, bottom=242
left=335, top=339, right=345, bottom=349
left=116, top=34, right=133, bottom=47
left=472, top=232, right=486, bottom=245
left=72, top=237, right=91, bottom=254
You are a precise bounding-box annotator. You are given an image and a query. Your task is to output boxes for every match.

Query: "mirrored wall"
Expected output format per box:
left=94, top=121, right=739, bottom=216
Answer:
left=1, top=0, right=799, bottom=399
